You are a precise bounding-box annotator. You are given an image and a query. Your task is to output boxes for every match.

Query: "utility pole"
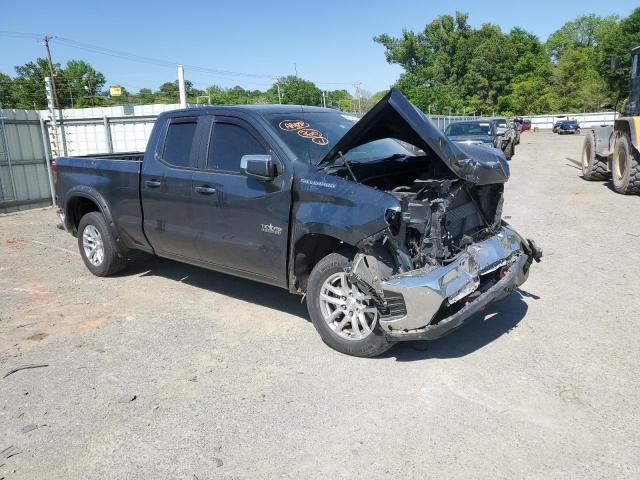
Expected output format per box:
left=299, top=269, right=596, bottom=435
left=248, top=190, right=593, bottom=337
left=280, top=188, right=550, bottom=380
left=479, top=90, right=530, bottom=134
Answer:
left=354, top=83, right=362, bottom=113
left=177, top=65, right=187, bottom=108
left=43, top=36, right=61, bottom=110
left=42, top=36, right=67, bottom=155
left=276, top=81, right=282, bottom=104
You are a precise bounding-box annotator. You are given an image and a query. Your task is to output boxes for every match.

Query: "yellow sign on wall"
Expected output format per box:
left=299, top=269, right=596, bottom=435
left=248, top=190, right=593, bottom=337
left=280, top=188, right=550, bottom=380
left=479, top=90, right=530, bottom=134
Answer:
left=109, top=86, right=122, bottom=97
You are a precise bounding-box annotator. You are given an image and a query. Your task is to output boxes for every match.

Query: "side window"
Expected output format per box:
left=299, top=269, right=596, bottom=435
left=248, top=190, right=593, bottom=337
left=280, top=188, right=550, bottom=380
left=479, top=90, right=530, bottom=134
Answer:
left=208, top=122, right=266, bottom=172
left=162, top=118, right=198, bottom=168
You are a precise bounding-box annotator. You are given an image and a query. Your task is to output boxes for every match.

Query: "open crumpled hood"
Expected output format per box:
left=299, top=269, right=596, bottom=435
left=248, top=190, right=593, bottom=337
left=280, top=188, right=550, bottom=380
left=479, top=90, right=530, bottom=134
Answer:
left=318, top=89, right=509, bottom=185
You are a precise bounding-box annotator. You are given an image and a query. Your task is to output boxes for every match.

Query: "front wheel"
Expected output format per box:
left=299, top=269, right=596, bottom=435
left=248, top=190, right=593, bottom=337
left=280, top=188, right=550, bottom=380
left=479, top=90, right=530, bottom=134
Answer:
left=612, top=134, right=640, bottom=195
left=306, top=251, right=394, bottom=357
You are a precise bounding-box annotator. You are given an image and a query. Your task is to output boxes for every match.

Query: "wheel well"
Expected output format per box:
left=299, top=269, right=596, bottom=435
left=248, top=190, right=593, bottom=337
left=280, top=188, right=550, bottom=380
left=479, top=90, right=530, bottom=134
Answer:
left=293, top=234, right=353, bottom=292
left=66, top=196, right=100, bottom=235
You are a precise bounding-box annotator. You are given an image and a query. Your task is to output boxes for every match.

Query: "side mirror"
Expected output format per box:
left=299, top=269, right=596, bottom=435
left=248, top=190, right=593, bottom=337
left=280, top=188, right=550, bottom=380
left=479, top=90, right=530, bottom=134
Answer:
left=241, top=154, right=277, bottom=181
left=495, top=127, right=507, bottom=136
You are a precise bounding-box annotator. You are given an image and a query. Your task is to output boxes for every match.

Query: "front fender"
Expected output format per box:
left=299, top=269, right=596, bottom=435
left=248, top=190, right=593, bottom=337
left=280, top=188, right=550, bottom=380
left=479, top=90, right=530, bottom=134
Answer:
left=291, top=172, right=398, bottom=246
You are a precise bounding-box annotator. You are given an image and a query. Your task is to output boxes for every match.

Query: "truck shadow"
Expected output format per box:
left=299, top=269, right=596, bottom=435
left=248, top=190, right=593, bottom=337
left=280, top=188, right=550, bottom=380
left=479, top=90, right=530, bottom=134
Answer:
left=382, top=292, right=532, bottom=361
left=120, top=256, right=535, bottom=359
left=120, top=255, right=309, bottom=319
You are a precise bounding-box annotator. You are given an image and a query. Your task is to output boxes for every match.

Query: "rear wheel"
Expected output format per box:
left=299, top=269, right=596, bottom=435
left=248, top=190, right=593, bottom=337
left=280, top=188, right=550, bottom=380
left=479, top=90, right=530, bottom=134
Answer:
left=581, top=133, right=609, bottom=181
left=77, top=212, right=128, bottom=276
left=612, top=134, right=640, bottom=195
left=306, top=251, right=394, bottom=357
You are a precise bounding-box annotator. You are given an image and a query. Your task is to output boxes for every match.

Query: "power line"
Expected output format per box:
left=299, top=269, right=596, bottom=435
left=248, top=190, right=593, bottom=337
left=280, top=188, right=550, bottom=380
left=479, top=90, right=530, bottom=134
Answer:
left=1, top=30, right=365, bottom=90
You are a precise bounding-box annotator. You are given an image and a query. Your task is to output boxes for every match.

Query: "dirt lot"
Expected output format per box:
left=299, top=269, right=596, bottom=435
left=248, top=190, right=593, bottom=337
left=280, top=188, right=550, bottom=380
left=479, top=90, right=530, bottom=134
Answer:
left=1, top=131, right=639, bottom=479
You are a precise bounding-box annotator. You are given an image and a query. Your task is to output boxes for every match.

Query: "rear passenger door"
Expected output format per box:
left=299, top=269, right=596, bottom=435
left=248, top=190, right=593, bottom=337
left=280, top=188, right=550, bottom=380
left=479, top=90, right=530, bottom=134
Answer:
left=191, top=115, right=292, bottom=285
left=141, top=115, right=206, bottom=260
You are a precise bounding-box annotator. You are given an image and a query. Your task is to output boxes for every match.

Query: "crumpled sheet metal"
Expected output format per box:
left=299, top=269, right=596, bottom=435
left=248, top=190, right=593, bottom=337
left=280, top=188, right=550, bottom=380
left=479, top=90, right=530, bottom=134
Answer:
left=319, top=88, right=510, bottom=186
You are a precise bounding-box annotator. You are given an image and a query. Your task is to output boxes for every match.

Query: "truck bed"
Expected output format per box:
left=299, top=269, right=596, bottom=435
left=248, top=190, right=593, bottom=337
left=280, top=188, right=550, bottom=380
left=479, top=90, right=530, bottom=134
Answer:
left=66, top=152, right=145, bottom=161
left=55, top=153, right=148, bottom=252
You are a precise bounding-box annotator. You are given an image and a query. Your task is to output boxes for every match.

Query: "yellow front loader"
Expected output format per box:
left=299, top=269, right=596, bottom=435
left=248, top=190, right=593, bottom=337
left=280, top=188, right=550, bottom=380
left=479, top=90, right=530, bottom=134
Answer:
left=582, top=45, right=640, bottom=194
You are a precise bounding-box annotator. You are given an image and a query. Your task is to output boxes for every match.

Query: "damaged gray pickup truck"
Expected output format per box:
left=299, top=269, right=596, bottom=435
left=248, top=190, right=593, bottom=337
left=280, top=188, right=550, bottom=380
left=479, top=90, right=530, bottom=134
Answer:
left=54, top=89, right=541, bottom=357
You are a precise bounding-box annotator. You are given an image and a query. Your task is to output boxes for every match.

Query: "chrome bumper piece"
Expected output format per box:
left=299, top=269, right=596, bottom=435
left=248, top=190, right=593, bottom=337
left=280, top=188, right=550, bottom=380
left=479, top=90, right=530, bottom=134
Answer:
left=380, top=226, right=530, bottom=339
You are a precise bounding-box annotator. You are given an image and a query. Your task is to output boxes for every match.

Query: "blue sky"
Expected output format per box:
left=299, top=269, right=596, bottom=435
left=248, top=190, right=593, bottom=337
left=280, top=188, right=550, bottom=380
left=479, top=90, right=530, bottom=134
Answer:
left=1, top=0, right=637, bottom=95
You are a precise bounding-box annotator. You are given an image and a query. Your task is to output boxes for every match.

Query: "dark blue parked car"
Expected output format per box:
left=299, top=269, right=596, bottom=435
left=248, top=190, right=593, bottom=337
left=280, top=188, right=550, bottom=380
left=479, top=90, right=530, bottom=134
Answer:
left=557, top=120, right=580, bottom=135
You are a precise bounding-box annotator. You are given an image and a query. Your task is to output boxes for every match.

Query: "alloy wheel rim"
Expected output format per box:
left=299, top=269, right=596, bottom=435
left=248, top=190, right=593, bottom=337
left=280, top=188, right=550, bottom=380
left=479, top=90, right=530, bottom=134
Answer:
left=82, top=225, right=104, bottom=266
left=318, top=272, right=379, bottom=341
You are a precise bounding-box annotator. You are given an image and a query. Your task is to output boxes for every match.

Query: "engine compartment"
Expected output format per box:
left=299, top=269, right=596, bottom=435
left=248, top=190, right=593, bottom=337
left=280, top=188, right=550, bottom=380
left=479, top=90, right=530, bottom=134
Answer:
left=329, top=155, right=504, bottom=272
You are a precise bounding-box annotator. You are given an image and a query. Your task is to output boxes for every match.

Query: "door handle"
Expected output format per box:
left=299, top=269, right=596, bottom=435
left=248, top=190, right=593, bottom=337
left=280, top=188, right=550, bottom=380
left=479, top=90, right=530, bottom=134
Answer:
left=195, top=185, right=217, bottom=195
left=145, top=179, right=162, bottom=188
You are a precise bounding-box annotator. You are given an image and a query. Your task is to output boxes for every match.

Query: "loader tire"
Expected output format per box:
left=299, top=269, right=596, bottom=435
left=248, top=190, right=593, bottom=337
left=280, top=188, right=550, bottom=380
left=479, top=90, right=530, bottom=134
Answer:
left=581, top=133, right=609, bottom=181
left=612, top=134, right=640, bottom=195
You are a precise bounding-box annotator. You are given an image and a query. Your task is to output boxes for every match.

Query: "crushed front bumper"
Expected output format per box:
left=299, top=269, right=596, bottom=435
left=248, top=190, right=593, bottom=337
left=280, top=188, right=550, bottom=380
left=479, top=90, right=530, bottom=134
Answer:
left=380, top=226, right=537, bottom=341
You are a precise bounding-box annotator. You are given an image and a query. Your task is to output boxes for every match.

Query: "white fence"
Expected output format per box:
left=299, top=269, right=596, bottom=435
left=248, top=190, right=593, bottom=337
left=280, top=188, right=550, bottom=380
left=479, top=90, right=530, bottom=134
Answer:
left=42, top=106, right=620, bottom=159
left=528, top=111, right=617, bottom=130
left=42, top=103, right=181, bottom=157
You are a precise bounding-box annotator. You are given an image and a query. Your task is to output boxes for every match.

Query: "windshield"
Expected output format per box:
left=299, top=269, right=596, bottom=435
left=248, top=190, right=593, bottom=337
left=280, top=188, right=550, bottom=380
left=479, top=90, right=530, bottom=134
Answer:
left=445, top=121, right=492, bottom=136
left=264, top=112, right=412, bottom=165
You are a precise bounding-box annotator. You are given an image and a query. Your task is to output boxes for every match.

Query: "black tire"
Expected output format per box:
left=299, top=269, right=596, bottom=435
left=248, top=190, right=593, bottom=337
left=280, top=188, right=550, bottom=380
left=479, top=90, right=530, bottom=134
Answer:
left=77, top=212, right=128, bottom=276
left=581, top=133, right=609, bottom=181
left=306, top=251, right=394, bottom=357
left=504, top=141, right=514, bottom=160
left=612, top=134, right=640, bottom=195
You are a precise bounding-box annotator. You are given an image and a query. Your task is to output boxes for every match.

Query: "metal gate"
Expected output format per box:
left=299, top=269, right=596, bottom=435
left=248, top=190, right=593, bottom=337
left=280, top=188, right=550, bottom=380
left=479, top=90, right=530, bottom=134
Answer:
left=0, top=112, right=16, bottom=202
left=0, top=108, right=55, bottom=214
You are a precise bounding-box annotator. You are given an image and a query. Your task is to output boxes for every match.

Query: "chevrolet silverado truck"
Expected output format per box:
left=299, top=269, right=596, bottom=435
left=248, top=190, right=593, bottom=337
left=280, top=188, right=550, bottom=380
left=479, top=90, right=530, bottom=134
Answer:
left=54, top=89, right=541, bottom=357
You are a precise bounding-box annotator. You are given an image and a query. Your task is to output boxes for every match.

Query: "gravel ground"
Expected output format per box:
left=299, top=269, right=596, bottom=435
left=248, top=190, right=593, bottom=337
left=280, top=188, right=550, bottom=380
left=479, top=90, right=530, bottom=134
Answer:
left=1, top=131, right=639, bottom=479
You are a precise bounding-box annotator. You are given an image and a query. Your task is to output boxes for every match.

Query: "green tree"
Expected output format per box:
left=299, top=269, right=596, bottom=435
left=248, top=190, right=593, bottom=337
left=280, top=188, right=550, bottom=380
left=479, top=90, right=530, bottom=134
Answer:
left=0, top=72, right=16, bottom=108
left=12, top=58, right=54, bottom=109
left=596, top=7, right=640, bottom=100
left=136, top=88, right=155, bottom=104
left=374, top=12, right=525, bottom=113
left=60, top=59, right=106, bottom=107
left=326, top=89, right=354, bottom=110
left=546, top=14, right=617, bottom=61
left=267, top=76, right=321, bottom=105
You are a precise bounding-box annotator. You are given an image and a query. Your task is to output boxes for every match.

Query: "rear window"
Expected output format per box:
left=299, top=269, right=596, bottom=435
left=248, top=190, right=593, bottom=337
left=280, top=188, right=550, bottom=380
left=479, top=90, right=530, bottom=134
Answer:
left=163, top=118, right=197, bottom=168
left=445, top=122, right=492, bottom=136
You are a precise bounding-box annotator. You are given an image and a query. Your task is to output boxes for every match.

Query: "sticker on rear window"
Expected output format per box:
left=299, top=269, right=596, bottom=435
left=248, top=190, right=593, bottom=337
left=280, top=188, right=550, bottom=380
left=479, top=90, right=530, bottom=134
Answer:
left=297, top=128, right=329, bottom=145
left=278, top=120, right=329, bottom=146
left=279, top=120, right=309, bottom=131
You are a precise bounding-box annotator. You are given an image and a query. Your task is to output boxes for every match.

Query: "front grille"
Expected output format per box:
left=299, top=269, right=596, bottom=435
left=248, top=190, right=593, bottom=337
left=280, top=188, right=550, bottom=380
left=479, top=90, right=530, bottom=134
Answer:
left=380, top=291, right=407, bottom=320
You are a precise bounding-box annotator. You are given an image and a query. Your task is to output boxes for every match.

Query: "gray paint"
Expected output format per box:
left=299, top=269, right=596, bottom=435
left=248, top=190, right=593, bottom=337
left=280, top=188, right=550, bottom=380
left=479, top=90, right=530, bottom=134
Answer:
left=0, top=109, right=52, bottom=213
